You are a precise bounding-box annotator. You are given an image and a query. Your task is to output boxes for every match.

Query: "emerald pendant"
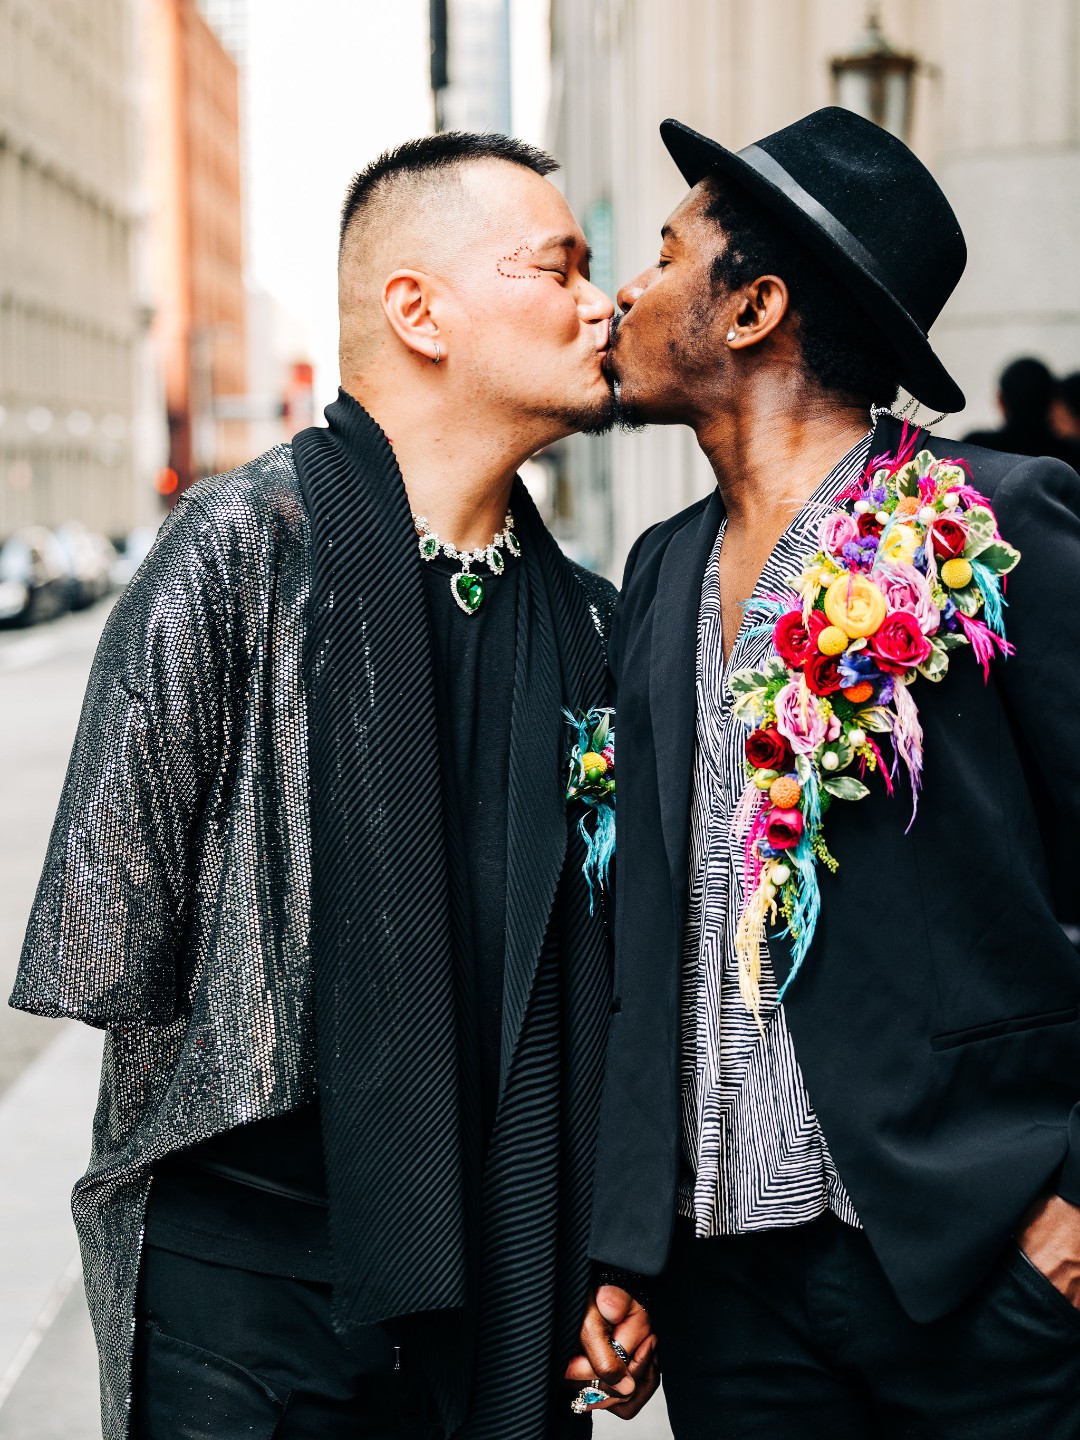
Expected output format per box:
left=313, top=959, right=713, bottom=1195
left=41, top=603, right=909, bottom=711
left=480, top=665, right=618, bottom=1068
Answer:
left=419, top=534, right=439, bottom=561
left=453, top=570, right=484, bottom=614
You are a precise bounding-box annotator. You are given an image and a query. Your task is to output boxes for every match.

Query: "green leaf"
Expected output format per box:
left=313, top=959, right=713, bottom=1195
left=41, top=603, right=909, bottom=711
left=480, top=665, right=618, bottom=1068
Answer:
left=937, top=631, right=967, bottom=651
left=795, top=754, right=812, bottom=785
left=897, top=462, right=921, bottom=498
left=859, top=706, right=893, bottom=733
left=822, top=775, right=871, bottom=801
left=915, top=641, right=949, bottom=683
left=975, top=540, right=1020, bottom=575
left=729, top=669, right=771, bottom=698
left=960, top=505, right=997, bottom=556
left=591, top=713, right=610, bottom=750
left=949, top=582, right=982, bottom=617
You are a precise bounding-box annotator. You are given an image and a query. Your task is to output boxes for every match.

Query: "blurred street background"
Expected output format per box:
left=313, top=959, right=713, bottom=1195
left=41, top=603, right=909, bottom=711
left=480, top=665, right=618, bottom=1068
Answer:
left=4, top=0, right=1080, bottom=1435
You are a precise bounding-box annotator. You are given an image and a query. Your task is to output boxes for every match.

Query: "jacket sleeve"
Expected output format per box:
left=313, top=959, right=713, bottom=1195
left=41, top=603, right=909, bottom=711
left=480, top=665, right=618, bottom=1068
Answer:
left=990, top=455, right=1080, bottom=1203
left=9, top=493, right=235, bottom=1027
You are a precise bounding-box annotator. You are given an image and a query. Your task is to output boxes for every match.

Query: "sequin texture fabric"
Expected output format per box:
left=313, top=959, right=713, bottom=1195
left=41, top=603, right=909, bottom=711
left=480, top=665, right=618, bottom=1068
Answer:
left=11, top=445, right=314, bottom=1440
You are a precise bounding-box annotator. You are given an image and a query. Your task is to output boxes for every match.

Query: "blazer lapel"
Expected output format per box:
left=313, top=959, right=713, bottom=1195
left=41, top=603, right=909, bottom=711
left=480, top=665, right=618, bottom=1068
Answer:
left=498, top=536, right=570, bottom=1093
left=649, top=490, right=724, bottom=923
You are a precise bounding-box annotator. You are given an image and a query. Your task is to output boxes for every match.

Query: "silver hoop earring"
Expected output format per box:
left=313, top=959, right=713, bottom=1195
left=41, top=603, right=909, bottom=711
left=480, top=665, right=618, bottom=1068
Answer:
left=432, top=340, right=441, bottom=365
left=726, top=330, right=736, bottom=342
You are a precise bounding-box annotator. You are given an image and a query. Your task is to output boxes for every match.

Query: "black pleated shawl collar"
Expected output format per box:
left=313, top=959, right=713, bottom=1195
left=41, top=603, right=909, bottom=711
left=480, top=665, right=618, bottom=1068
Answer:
left=293, top=394, right=610, bottom=1437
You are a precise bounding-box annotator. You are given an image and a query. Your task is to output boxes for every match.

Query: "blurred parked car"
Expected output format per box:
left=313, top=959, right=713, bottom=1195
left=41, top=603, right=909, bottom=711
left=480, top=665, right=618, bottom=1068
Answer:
left=109, top=525, right=159, bottom=589
left=0, top=527, right=71, bottom=627
left=54, top=521, right=116, bottom=610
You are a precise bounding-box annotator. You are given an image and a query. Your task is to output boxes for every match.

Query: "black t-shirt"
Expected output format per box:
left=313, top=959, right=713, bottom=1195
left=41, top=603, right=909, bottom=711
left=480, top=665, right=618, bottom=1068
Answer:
left=145, top=548, right=518, bottom=1279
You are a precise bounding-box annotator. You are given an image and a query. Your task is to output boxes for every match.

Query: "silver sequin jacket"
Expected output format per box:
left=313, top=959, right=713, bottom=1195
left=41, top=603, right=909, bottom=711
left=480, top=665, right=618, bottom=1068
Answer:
left=12, top=446, right=317, bottom=1440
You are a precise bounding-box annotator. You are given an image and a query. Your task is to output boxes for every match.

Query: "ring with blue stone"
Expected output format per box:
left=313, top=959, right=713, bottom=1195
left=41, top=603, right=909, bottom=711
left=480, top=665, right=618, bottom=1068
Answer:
left=571, top=1384, right=609, bottom=1414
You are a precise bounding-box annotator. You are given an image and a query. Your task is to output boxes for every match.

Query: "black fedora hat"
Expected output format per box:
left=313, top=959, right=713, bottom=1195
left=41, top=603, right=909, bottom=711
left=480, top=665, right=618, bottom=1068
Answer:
left=660, top=107, right=966, bottom=412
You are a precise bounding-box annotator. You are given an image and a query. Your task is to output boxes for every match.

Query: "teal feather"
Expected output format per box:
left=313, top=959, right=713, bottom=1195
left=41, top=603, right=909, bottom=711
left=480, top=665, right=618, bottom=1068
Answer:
left=969, top=559, right=1008, bottom=637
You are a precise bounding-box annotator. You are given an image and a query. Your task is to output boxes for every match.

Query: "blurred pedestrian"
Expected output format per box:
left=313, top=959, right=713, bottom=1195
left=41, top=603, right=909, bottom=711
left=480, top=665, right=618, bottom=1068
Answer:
left=9, top=132, right=653, bottom=1440
left=964, top=355, right=1080, bottom=467
left=1050, top=371, right=1080, bottom=444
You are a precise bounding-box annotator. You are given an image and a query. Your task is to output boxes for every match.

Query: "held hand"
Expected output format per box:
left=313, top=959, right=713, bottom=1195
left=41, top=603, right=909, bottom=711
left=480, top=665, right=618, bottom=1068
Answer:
left=564, top=1285, right=658, bottom=1415
left=1016, top=1194, right=1080, bottom=1307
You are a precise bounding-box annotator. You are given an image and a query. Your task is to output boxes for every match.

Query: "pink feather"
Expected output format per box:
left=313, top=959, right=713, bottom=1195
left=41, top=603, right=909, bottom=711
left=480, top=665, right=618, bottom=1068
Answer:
left=957, top=611, right=1015, bottom=679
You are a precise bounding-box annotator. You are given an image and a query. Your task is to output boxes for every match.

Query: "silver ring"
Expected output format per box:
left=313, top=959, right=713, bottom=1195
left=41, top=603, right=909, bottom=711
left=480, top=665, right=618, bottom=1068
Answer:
left=571, top=1384, right=607, bottom=1415
left=611, top=1338, right=629, bottom=1364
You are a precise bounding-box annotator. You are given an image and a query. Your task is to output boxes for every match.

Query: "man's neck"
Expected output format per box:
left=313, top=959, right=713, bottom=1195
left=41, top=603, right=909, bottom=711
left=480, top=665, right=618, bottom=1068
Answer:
left=696, top=386, right=870, bottom=531
left=344, top=382, right=544, bottom=553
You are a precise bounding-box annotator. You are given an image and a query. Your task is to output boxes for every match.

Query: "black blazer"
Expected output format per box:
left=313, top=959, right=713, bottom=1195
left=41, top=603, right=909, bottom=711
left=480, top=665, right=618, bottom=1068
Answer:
left=590, top=414, right=1080, bottom=1323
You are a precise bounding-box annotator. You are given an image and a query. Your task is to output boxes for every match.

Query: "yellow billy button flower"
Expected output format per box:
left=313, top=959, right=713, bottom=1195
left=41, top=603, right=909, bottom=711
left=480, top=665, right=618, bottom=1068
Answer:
left=817, top=625, right=848, bottom=657
left=940, top=557, right=973, bottom=589
left=581, top=751, right=608, bottom=777
left=823, top=573, right=888, bottom=638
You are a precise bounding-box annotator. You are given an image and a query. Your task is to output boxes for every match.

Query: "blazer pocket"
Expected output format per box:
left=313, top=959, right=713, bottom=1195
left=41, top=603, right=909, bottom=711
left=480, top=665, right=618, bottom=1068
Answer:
left=930, top=1005, right=1079, bottom=1052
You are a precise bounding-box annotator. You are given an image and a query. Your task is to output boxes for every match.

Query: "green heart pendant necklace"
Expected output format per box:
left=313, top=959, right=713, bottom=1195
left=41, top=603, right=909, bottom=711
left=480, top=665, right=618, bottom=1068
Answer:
left=413, top=510, right=521, bottom=615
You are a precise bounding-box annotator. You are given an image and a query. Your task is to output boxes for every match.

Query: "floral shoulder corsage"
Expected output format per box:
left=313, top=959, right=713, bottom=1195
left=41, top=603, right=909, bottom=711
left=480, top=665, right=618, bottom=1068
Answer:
left=729, top=426, right=1020, bottom=1025
left=564, top=707, right=615, bottom=907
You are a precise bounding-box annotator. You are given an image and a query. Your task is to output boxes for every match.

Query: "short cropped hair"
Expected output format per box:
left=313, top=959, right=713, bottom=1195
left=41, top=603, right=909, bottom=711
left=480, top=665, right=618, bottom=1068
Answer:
left=339, top=131, right=559, bottom=253
left=705, top=178, right=901, bottom=410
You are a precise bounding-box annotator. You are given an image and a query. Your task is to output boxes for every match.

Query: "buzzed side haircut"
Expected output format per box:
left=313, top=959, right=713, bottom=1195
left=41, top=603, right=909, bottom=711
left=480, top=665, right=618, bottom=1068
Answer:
left=339, top=131, right=559, bottom=254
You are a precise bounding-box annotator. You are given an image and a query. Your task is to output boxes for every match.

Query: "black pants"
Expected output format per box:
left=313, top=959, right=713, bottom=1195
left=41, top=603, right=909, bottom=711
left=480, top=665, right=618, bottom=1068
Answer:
left=653, top=1213, right=1080, bottom=1439
left=133, top=1245, right=443, bottom=1440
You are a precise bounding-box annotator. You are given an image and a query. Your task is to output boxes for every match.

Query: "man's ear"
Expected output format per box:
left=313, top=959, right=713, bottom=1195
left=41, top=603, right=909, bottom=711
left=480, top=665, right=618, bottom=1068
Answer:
left=728, top=275, right=789, bottom=349
left=382, top=269, right=443, bottom=363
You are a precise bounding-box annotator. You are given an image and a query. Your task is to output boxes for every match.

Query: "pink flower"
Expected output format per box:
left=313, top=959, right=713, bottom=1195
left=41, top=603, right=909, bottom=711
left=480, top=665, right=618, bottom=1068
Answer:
left=773, top=682, right=827, bottom=754
left=819, top=512, right=859, bottom=555
left=826, top=712, right=842, bottom=742
left=877, top=563, right=940, bottom=635
left=765, top=808, right=804, bottom=850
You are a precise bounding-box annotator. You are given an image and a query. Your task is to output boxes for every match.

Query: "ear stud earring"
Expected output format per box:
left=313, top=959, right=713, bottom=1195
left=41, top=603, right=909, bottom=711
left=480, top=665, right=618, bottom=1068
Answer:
left=726, top=330, right=737, bottom=341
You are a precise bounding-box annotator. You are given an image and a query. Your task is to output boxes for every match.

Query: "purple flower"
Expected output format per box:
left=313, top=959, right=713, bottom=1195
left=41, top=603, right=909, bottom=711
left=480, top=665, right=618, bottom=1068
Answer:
left=842, top=537, right=880, bottom=571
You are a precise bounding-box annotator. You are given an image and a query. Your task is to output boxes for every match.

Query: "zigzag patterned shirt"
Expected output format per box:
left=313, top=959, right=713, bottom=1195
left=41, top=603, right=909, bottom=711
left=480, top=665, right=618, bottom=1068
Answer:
left=678, top=433, right=871, bottom=1236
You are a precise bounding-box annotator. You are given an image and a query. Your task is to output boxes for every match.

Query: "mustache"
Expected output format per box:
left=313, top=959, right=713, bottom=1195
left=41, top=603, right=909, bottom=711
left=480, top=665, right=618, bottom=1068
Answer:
left=608, top=311, right=627, bottom=349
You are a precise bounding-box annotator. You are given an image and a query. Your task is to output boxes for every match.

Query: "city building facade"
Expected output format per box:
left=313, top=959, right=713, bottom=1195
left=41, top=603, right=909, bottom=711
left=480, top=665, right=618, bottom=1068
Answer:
left=145, top=0, right=248, bottom=494
left=0, top=0, right=147, bottom=537
left=550, top=0, right=1080, bottom=575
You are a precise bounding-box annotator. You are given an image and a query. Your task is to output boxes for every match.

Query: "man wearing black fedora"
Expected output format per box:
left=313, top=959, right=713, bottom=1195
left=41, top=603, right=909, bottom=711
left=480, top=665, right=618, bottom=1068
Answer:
left=574, top=108, right=1080, bottom=1433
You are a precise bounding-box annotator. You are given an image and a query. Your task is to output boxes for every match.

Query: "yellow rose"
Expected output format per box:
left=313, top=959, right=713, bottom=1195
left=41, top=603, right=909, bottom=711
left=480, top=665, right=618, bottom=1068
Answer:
left=823, top=574, right=888, bottom=638
left=879, top=523, right=919, bottom=565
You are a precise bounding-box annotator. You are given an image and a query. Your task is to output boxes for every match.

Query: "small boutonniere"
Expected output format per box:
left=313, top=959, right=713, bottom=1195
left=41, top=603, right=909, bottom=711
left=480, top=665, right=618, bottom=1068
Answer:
left=564, top=707, right=616, bottom=908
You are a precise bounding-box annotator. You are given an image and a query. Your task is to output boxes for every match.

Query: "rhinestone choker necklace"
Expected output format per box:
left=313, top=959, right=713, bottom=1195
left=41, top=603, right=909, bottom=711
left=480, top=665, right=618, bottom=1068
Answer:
left=413, top=510, right=521, bottom=614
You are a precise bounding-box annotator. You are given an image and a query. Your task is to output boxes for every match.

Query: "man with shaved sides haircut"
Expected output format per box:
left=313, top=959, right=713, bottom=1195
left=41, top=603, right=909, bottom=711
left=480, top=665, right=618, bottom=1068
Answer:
left=13, top=132, right=648, bottom=1440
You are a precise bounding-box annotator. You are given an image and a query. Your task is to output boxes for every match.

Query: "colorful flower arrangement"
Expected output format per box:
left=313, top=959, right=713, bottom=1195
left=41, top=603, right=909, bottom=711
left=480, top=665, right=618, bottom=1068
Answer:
left=730, top=429, right=1020, bottom=1026
left=564, top=707, right=616, bottom=908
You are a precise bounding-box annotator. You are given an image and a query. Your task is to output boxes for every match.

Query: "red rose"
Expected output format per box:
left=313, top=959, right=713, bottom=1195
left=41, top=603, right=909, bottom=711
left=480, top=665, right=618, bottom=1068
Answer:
left=804, top=652, right=844, bottom=695
left=868, top=609, right=933, bottom=674
left=857, top=511, right=883, bottom=538
left=765, top=807, right=803, bottom=850
left=930, top=516, right=968, bottom=559
left=745, top=727, right=794, bottom=773
left=773, top=609, right=828, bottom=668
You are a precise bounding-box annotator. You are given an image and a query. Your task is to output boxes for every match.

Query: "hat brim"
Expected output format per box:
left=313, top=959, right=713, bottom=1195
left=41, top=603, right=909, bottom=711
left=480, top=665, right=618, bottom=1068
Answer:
left=660, top=119, right=965, bottom=414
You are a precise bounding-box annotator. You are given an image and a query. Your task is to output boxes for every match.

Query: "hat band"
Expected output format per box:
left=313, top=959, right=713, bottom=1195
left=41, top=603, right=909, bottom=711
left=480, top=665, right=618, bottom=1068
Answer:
left=738, top=142, right=921, bottom=333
